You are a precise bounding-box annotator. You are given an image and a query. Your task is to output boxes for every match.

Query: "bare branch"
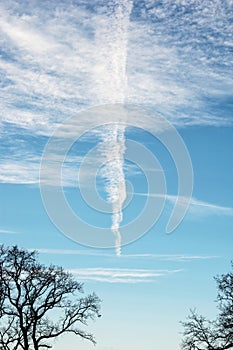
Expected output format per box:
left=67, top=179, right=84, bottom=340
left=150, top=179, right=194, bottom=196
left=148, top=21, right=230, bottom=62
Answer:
left=181, top=262, right=233, bottom=350
left=0, top=245, right=101, bottom=350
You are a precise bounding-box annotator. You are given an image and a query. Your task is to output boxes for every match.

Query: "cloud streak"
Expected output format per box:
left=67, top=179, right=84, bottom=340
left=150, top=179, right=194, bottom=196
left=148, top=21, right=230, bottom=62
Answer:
left=133, top=193, right=233, bottom=218
left=165, top=195, right=233, bottom=218
left=32, top=248, right=219, bottom=262
left=0, top=229, right=17, bottom=234
left=66, top=267, right=182, bottom=283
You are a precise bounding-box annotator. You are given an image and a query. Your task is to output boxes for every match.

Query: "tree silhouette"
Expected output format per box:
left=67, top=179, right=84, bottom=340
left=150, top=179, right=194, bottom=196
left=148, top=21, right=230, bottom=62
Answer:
left=0, top=245, right=101, bottom=350
left=181, top=262, right=233, bottom=350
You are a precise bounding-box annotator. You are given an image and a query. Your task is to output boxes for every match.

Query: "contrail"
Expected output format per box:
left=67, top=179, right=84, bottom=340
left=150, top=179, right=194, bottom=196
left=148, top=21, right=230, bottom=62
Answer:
left=94, top=0, right=133, bottom=255
left=100, top=123, right=126, bottom=256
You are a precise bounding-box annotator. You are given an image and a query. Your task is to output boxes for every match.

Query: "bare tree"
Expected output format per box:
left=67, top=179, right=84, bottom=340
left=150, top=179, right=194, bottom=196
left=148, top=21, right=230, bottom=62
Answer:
left=181, top=262, right=233, bottom=350
left=0, top=245, right=101, bottom=350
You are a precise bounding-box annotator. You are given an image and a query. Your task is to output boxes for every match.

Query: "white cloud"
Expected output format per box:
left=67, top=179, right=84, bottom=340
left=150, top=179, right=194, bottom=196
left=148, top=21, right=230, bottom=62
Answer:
left=0, top=160, right=39, bottom=184
left=1, top=1, right=232, bottom=251
left=124, top=254, right=219, bottom=261
left=0, top=9, right=55, bottom=53
left=32, top=248, right=219, bottom=262
left=133, top=192, right=233, bottom=218
left=0, top=0, right=232, bottom=137
left=1, top=0, right=232, bottom=181
left=168, top=195, right=233, bottom=217
left=0, top=228, right=17, bottom=234
left=66, top=267, right=182, bottom=283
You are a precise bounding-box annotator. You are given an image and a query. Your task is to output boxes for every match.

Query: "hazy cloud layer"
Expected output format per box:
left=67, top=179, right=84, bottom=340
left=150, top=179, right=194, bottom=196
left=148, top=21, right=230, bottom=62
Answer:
left=1, top=0, right=232, bottom=181
left=1, top=1, right=232, bottom=229
left=1, top=0, right=232, bottom=135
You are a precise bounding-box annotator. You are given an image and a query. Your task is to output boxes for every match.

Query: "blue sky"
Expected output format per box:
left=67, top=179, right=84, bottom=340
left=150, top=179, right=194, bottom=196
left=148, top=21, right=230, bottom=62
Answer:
left=0, top=0, right=233, bottom=349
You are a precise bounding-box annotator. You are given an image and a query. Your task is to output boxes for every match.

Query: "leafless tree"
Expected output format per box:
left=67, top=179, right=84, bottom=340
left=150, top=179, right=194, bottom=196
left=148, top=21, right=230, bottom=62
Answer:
left=0, top=245, right=101, bottom=350
left=181, top=262, right=233, bottom=350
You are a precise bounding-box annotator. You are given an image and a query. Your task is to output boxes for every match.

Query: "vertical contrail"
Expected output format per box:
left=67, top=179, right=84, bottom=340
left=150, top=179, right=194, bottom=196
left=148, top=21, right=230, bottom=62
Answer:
left=94, top=0, right=133, bottom=255
left=100, top=123, right=126, bottom=256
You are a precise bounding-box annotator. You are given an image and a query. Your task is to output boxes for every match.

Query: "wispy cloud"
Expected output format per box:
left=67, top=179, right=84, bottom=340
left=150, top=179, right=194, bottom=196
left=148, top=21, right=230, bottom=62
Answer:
left=168, top=195, right=233, bottom=217
left=0, top=160, right=39, bottom=184
left=0, top=228, right=17, bottom=234
left=133, top=193, right=233, bottom=218
left=183, top=197, right=233, bottom=217
left=123, top=254, right=219, bottom=262
left=32, top=248, right=219, bottom=262
left=127, top=1, right=233, bottom=125
left=66, top=267, right=182, bottom=283
left=1, top=1, right=232, bottom=252
left=0, top=0, right=232, bottom=137
left=1, top=0, right=232, bottom=185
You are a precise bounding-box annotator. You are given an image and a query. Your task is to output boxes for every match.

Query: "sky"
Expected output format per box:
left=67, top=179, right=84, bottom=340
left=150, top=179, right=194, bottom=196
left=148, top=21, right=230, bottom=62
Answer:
left=0, top=0, right=233, bottom=349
